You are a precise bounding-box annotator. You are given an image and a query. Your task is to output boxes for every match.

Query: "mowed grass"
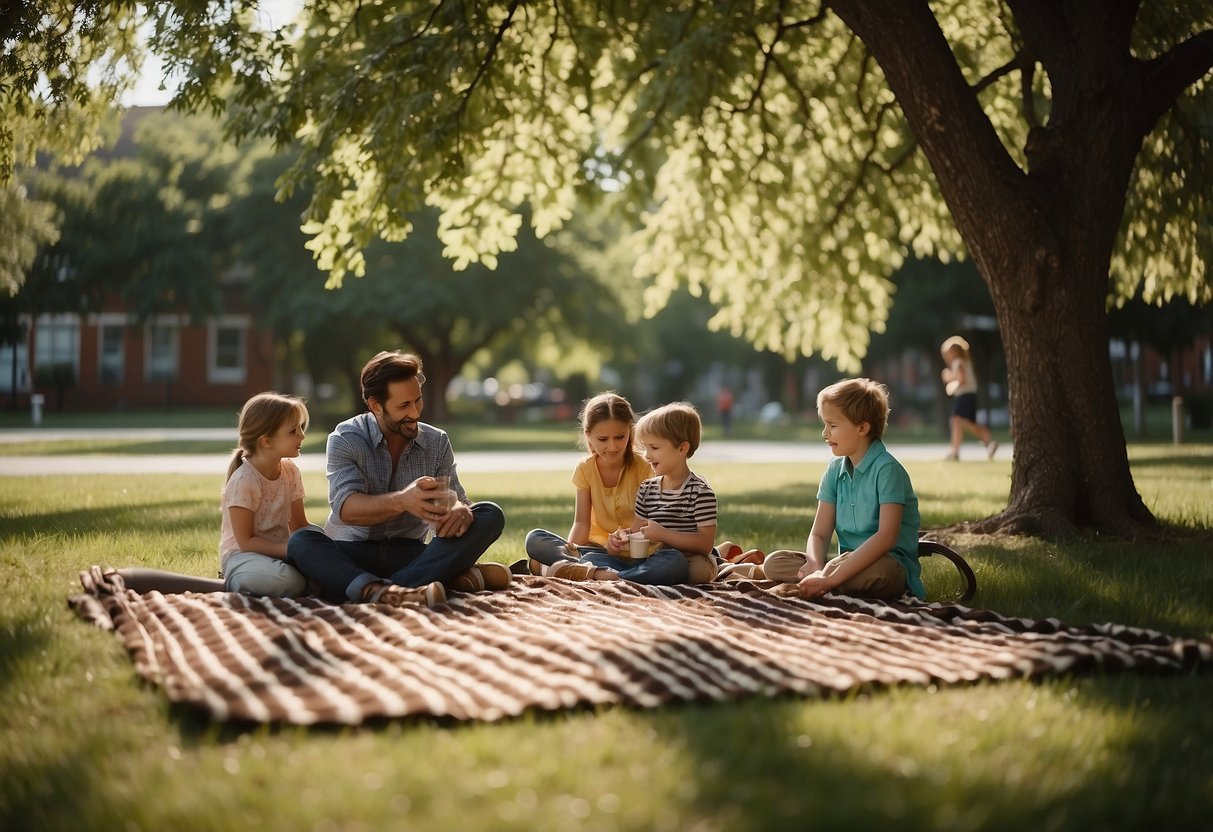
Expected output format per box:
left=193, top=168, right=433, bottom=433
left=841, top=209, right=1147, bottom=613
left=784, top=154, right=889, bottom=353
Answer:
left=1, top=447, right=1212, bottom=831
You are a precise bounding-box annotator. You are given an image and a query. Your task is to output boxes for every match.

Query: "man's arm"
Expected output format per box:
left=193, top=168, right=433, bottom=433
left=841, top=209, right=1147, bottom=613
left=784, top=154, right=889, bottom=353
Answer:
left=326, top=428, right=445, bottom=527
left=340, top=488, right=418, bottom=527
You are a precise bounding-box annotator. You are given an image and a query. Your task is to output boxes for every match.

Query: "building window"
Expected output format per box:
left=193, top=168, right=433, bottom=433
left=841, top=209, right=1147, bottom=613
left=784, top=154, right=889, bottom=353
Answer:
left=145, top=321, right=179, bottom=382
left=208, top=318, right=248, bottom=384
left=33, top=315, right=80, bottom=381
left=98, top=323, right=125, bottom=384
left=0, top=341, right=31, bottom=393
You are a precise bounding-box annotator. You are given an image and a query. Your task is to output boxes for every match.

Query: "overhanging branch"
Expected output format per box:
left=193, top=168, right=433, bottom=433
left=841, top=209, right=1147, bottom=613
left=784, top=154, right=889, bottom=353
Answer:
left=1138, top=28, right=1213, bottom=132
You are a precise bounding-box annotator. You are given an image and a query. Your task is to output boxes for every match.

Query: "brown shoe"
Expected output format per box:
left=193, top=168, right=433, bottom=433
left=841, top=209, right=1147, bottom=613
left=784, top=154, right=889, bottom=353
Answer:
left=546, top=560, right=601, bottom=581
left=367, top=581, right=446, bottom=608
left=452, top=562, right=513, bottom=592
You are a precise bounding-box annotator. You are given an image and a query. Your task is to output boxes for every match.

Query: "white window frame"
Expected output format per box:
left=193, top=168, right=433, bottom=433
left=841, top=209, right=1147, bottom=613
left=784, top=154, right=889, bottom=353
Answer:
left=33, top=314, right=81, bottom=378
left=144, top=317, right=181, bottom=383
left=207, top=316, right=249, bottom=385
left=95, top=313, right=127, bottom=385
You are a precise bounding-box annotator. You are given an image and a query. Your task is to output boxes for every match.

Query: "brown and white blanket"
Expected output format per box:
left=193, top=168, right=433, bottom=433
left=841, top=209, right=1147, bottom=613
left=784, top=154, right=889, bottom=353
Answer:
left=69, top=566, right=1213, bottom=724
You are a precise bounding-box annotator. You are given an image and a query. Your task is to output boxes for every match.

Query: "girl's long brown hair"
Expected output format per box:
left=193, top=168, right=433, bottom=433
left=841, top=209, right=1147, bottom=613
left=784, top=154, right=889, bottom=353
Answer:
left=226, top=392, right=310, bottom=481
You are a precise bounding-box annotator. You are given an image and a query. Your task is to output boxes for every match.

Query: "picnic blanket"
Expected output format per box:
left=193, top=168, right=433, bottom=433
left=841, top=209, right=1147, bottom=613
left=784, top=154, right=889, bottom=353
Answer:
left=69, top=566, right=1213, bottom=725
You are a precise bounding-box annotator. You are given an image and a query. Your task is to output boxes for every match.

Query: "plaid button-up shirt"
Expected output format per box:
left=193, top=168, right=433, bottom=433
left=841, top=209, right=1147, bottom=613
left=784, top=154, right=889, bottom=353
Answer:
left=322, top=412, right=466, bottom=542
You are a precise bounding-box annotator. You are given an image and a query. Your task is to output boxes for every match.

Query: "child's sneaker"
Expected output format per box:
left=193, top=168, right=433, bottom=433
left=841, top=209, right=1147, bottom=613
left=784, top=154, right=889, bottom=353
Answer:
left=985, top=440, right=999, bottom=460
left=452, top=562, right=513, bottom=592
left=546, top=561, right=600, bottom=581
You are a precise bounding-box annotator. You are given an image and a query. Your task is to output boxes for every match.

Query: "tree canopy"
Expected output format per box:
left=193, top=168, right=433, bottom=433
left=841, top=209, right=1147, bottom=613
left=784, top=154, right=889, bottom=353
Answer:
left=134, top=3, right=1211, bottom=365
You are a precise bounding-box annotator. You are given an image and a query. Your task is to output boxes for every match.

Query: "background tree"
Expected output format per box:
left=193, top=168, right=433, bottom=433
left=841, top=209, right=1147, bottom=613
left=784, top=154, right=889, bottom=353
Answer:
left=233, top=155, right=627, bottom=420
left=1, top=1, right=143, bottom=298
left=25, top=111, right=242, bottom=323
left=321, top=211, right=622, bottom=421
left=0, top=185, right=59, bottom=406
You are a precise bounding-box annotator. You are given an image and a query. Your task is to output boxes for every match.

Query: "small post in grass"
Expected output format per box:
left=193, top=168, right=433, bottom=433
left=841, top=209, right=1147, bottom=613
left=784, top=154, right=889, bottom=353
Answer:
left=1172, top=395, right=1184, bottom=444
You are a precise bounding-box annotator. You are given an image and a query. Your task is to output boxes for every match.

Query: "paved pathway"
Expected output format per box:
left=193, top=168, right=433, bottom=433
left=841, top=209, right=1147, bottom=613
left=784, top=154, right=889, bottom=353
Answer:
left=0, top=429, right=1001, bottom=475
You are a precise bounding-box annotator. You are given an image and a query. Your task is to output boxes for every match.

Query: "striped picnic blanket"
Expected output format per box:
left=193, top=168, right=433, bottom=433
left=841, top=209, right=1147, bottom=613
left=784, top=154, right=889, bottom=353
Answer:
left=69, top=565, right=1212, bottom=724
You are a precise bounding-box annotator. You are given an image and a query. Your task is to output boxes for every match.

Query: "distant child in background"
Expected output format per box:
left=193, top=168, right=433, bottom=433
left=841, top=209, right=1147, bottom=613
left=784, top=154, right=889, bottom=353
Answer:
left=116, top=392, right=312, bottom=597
left=717, top=386, right=735, bottom=436
left=547, top=402, right=717, bottom=585
left=724, top=379, right=923, bottom=601
left=940, top=335, right=997, bottom=460
left=522, top=392, right=651, bottom=574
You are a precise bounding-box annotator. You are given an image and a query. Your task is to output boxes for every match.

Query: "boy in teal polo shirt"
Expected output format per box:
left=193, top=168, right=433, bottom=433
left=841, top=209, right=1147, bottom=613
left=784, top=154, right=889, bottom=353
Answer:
left=759, top=377, right=923, bottom=600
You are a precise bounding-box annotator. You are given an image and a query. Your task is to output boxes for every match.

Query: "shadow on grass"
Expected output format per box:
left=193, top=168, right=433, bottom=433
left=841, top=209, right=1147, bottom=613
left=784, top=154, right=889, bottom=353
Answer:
left=0, top=612, right=52, bottom=699
left=933, top=534, right=1213, bottom=638
left=0, top=440, right=236, bottom=456
left=0, top=500, right=215, bottom=538
left=1127, top=452, right=1213, bottom=468
left=653, top=672, right=1213, bottom=829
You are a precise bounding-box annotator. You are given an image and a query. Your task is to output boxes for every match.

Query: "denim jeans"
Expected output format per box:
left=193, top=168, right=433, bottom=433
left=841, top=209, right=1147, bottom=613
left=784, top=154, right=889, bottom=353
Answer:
left=286, top=502, right=506, bottom=602
left=524, top=528, right=607, bottom=566
left=579, top=547, right=689, bottom=585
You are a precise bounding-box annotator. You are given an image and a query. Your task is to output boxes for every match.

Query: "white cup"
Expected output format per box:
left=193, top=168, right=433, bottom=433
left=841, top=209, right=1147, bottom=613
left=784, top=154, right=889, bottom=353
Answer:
left=628, top=532, right=649, bottom=559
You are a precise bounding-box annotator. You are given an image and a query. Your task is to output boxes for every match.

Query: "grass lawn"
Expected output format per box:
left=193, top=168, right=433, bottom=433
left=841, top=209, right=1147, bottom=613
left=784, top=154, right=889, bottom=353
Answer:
left=1, top=445, right=1211, bottom=830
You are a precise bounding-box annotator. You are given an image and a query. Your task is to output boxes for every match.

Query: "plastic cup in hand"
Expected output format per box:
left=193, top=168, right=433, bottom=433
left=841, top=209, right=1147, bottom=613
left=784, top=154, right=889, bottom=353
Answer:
left=628, top=532, right=649, bottom=559
left=431, top=476, right=456, bottom=508
left=426, top=476, right=456, bottom=532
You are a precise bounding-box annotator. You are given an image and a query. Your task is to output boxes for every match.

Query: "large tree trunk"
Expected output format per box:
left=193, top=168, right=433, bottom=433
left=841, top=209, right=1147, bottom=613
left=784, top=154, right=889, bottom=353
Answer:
left=983, top=252, right=1153, bottom=537
left=833, top=0, right=1166, bottom=536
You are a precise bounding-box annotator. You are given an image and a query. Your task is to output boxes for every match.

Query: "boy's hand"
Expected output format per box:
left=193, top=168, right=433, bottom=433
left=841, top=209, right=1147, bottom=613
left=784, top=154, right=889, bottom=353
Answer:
left=796, top=553, right=826, bottom=579
left=797, top=571, right=834, bottom=600
left=640, top=520, right=665, bottom=544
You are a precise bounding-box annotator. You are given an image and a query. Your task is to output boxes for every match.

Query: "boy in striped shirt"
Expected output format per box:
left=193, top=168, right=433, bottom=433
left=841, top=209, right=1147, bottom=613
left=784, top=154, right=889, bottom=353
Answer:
left=547, top=402, right=717, bottom=584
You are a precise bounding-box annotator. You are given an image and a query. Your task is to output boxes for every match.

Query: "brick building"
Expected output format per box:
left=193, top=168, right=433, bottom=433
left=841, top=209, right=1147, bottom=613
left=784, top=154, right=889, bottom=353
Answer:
left=4, top=274, right=277, bottom=413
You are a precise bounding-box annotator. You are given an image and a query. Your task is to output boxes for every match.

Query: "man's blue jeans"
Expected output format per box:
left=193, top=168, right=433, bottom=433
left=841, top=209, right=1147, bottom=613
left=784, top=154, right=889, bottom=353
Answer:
left=286, top=502, right=505, bottom=602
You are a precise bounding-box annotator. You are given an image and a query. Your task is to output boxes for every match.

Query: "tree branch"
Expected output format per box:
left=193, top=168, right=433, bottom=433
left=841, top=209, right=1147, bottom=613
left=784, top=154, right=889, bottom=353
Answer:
left=455, top=0, right=524, bottom=120
left=1138, top=29, right=1213, bottom=131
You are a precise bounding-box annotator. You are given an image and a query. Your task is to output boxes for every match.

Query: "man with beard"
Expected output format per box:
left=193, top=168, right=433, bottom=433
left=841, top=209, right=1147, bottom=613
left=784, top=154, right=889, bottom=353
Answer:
left=286, top=351, right=508, bottom=607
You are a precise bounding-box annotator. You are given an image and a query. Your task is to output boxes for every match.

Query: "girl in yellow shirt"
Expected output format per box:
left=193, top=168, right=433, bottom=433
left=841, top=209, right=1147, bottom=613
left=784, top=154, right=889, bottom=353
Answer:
left=520, top=392, right=650, bottom=573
